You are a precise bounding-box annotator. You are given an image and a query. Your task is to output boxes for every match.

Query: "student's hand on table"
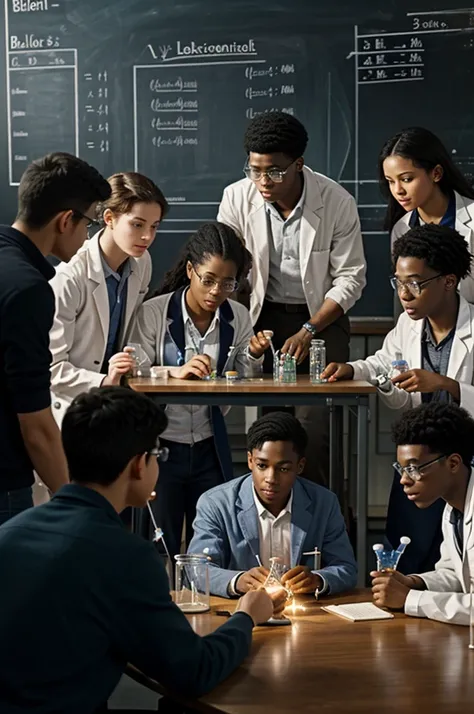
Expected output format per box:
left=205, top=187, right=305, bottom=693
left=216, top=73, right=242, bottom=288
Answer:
left=236, top=567, right=269, bottom=594
left=371, top=570, right=421, bottom=610
left=169, top=354, right=211, bottom=380
left=391, top=369, right=458, bottom=397
left=281, top=328, right=313, bottom=364
left=281, top=565, right=323, bottom=594
left=103, top=347, right=136, bottom=386
left=235, top=589, right=273, bottom=625
left=248, top=331, right=272, bottom=358
left=321, top=362, right=354, bottom=382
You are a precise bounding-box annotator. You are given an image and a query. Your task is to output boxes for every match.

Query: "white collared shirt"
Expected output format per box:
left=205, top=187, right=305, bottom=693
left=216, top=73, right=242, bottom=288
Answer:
left=228, top=486, right=328, bottom=597
left=252, top=486, right=293, bottom=569
left=265, top=179, right=307, bottom=304
left=161, top=292, right=220, bottom=444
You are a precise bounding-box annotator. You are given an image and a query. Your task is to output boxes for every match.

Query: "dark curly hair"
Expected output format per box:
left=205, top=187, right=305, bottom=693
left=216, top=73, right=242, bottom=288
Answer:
left=392, top=224, right=472, bottom=282
left=244, top=111, right=308, bottom=160
left=247, top=411, right=308, bottom=457
left=392, top=402, right=474, bottom=467
left=155, top=222, right=252, bottom=296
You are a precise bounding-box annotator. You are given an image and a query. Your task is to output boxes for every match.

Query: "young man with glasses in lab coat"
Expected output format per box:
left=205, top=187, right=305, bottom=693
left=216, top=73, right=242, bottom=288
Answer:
left=370, top=401, right=474, bottom=627
left=323, top=223, right=474, bottom=574
left=218, top=111, right=366, bottom=488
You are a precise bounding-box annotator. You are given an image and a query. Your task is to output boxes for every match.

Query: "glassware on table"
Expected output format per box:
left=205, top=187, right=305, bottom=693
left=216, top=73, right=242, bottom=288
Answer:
left=174, top=554, right=210, bottom=613
left=309, top=339, right=326, bottom=384
left=273, top=351, right=297, bottom=384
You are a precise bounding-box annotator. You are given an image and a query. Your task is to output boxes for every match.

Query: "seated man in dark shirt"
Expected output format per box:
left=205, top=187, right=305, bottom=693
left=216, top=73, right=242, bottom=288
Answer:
left=0, top=387, right=280, bottom=714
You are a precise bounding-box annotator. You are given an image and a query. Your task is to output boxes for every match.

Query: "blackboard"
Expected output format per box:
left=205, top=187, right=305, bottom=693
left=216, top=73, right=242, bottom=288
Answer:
left=2, top=0, right=474, bottom=317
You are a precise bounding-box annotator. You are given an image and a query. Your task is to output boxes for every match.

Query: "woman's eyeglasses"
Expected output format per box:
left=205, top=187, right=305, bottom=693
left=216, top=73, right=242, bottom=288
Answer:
left=193, top=267, right=238, bottom=294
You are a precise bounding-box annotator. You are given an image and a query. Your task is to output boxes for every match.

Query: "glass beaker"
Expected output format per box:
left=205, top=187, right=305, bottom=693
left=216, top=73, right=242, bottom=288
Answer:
left=174, top=554, right=210, bottom=613
left=273, top=351, right=296, bottom=384
left=125, top=342, right=151, bottom=377
left=309, top=339, right=326, bottom=384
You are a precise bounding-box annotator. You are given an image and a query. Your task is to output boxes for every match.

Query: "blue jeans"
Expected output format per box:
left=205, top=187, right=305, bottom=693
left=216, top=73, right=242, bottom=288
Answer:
left=0, top=487, right=34, bottom=526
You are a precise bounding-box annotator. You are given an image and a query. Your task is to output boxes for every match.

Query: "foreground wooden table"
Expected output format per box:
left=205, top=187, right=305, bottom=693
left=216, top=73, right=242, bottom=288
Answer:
left=129, top=591, right=474, bottom=713
left=129, top=376, right=375, bottom=584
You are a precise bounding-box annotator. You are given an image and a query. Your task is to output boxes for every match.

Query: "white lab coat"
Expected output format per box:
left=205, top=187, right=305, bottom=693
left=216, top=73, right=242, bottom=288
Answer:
left=405, top=477, right=474, bottom=626
left=349, top=295, right=474, bottom=416
left=217, top=166, right=366, bottom=325
left=391, top=191, right=474, bottom=304
left=49, top=231, right=152, bottom=425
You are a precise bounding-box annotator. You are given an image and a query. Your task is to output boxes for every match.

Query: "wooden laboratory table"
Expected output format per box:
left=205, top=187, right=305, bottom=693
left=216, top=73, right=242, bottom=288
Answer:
left=128, top=376, right=375, bottom=585
left=128, top=590, right=474, bottom=713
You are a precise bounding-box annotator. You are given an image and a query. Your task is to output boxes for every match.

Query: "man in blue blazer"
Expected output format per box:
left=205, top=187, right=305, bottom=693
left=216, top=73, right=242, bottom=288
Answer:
left=188, top=412, right=357, bottom=598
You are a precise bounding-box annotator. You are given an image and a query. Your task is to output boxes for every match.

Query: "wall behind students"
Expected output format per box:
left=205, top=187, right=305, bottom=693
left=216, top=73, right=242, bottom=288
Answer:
left=1, top=0, right=474, bottom=317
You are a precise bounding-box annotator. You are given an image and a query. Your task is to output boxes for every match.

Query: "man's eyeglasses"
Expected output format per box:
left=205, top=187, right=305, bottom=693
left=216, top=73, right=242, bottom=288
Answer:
left=193, top=267, right=238, bottom=294
left=393, top=454, right=446, bottom=482
left=147, top=445, right=169, bottom=463
left=390, top=274, right=443, bottom=298
left=243, top=159, right=296, bottom=184
left=73, top=209, right=101, bottom=231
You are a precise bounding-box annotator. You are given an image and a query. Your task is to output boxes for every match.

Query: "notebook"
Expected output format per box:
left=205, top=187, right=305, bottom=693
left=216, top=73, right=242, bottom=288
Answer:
left=322, top=602, right=394, bottom=622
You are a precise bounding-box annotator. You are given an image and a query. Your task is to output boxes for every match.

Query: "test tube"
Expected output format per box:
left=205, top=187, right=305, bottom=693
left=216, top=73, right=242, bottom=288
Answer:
left=373, top=543, right=385, bottom=572
left=303, top=548, right=321, bottom=571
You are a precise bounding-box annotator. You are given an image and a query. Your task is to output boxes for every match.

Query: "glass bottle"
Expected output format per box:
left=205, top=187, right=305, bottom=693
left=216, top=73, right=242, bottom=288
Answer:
left=390, top=360, right=409, bottom=380
left=310, top=339, right=326, bottom=384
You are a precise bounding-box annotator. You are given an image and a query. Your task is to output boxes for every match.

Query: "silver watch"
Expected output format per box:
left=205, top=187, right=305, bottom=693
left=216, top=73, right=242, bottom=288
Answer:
left=302, top=321, right=318, bottom=337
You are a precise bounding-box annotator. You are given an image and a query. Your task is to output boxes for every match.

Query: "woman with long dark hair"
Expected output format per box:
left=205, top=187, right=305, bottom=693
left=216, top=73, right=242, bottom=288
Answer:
left=379, top=126, right=474, bottom=302
left=132, top=221, right=271, bottom=560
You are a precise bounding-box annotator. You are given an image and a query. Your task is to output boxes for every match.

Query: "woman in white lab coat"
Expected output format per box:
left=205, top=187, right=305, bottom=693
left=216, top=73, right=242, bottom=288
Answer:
left=379, top=126, right=474, bottom=304
left=49, top=172, right=168, bottom=426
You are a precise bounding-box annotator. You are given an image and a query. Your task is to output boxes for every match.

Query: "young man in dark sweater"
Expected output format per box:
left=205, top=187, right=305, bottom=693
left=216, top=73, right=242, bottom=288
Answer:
left=0, top=387, right=279, bottom=714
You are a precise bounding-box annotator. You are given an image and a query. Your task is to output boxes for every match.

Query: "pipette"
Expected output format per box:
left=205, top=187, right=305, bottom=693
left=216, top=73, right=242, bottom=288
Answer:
left=147, top=492, right=172, bottom=562
left=263, top=330, right=276, bottom=358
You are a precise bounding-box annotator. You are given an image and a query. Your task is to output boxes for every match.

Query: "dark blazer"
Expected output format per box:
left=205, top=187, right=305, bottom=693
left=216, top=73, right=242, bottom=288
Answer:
left=0, top=485, right=253, bottom=714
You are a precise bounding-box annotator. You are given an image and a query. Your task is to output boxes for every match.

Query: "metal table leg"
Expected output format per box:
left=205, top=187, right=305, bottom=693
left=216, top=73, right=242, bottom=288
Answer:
left=356, top=400, right=369, bottom=587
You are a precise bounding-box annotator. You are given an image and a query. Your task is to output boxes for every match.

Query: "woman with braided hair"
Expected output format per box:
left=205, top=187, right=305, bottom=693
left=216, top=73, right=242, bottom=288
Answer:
left=132, top=221, right=272, bottom=559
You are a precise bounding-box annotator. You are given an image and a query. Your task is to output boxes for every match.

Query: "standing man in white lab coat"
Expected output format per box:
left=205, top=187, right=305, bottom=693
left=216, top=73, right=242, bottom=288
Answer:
left=371, top=402, right=474, bottom=627
left=218, top=111, right=366, bottom=486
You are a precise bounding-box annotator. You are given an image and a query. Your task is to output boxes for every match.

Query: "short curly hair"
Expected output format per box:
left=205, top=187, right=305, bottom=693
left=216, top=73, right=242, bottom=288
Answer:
left=244, top=111, right=308, bottom=160
left=247, top=411, right=308, bottom=457
left=392, top=224, right=472, bottom=281
left=392, top=402, right=474, bottom=467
